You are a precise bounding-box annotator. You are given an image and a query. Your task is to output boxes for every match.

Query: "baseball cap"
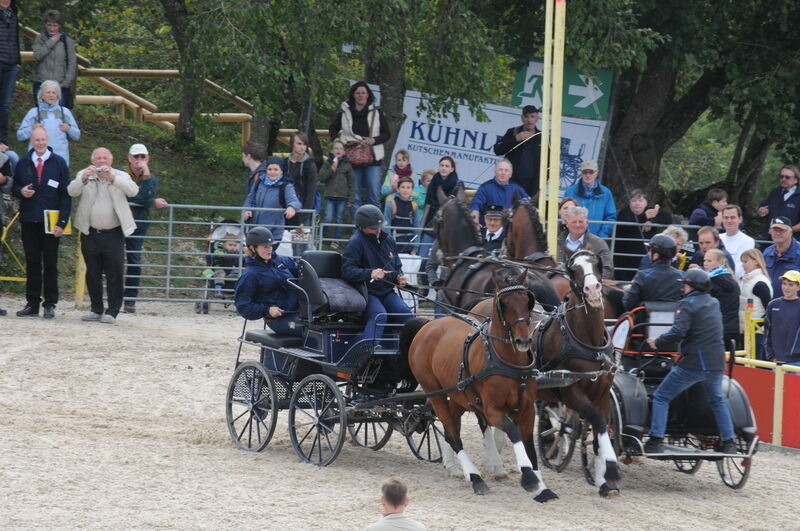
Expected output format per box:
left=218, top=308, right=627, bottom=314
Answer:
left=780, top=270, right=800, bottom=283
left=770, top=216, right=792, bottom=229
left=580, top=160, right=598, bottom=172
left=484, top=205, right=505, bottom=218
left=129, top=143, right=149, bottom=156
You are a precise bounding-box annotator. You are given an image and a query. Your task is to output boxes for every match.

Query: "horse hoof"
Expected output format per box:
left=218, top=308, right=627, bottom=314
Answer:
left=520, top=468, right=539, bottom=492
left=534, top=489, right=559, bottom=503
left=470, top=475, right=490, bottom=495
left=599, top=483, right=620, bottom=498
left=604, top=461, right=622, bottom=482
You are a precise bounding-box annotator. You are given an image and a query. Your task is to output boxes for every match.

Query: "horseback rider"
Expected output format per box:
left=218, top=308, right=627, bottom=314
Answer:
left=643, top=268, right=738, bottom=455
left=623, top=233, right=683, bottom=310
left=342, top=204, right=414, bottom=342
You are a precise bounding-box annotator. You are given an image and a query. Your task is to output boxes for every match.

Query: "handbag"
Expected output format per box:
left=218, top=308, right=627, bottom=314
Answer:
left=344, top=107, right=377, bottom=166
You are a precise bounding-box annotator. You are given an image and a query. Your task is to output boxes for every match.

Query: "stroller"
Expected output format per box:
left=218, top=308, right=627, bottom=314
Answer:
left=195, top=219, right=244, bottom=314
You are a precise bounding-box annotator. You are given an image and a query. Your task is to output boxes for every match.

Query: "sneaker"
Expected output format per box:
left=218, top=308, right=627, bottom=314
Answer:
left=43, top=306, right=55, bottom=319
left=0, top=308, right=6, bottom=316
left=16, top=305, right=39, bottom=317
left=643, top=436, right=664, bottom=454
left=719, top=439, right=738, bottom=454
left=81, top=312, right=102, bottom=322
left=123, top=302, right=136, bottom=314
left=99, top=314, right=116, bottom=324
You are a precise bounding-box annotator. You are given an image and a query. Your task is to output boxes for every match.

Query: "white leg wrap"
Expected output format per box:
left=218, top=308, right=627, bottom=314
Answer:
left=442, top=444, right=461, bottom=477
left=594, top=455, right=606, bottom=486
left=512, top=441, right=533, bottom=472
left=493, top=426, right=507, bottom=452
left=483, top=429, right=506, bottom=476
left=532, top=469, right=547, bottom=496
left=597, top=431, right=618, bottom=463
left=457, top=449, right=481, bottom=480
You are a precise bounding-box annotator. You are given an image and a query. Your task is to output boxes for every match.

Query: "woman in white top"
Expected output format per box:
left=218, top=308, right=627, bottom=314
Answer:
left=739, top=248, right=773, bottom=360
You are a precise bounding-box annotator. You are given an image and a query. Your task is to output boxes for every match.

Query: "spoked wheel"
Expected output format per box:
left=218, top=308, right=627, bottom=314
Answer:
left=670, top=435, right=703, bottom=474
left=225, top=361, right=279, bottom=452
left=288, top=374, right=347, bottom=466
left=536, top=401, right=578, bottom=472
left=716, top=442, right=751, bottom=489
left=348, top=416, right=394, bottom=450
left=405, top=406, right=445, bottom=463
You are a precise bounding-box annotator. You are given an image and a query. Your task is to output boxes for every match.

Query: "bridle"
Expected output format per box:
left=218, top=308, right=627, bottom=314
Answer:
left=490, top=283, right=535, bottom=344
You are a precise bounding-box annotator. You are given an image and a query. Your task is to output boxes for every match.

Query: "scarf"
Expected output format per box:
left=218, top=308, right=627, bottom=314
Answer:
left=393, top=164, right=413, bottom=178
left=708, top=265, right=731, bottom=278
left=260, top=173, right=285, bottom=186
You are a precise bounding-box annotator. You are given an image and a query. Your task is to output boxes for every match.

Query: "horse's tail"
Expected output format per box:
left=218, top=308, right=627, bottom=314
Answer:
left=396, top=317, right=430, bottom=380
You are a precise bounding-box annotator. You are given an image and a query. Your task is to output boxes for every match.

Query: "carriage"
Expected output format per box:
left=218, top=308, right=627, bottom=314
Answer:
left=537, top=302, right=759, bottom=490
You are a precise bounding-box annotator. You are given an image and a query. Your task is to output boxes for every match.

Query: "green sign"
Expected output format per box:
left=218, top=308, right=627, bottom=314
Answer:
left=512, top=60, right=613, bottom=121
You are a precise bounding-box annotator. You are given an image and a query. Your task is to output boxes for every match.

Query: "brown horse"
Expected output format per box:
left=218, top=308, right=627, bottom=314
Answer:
left=403, top=265, right=558, bottom=502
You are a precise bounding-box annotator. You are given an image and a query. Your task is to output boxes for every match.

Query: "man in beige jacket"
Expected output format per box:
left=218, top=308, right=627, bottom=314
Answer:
left=68, top=147, right=138, bottom=324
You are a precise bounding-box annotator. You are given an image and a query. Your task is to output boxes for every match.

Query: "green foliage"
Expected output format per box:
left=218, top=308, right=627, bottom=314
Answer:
left=661, top=113, right=735, bottom=192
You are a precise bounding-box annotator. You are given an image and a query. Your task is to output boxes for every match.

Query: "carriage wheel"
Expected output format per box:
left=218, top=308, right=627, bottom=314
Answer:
left=348, top=417, right=394, bottom=451
left=535, top=401, right=578, bottom=472
left=406, top=414, right=445, bottom=463
left=579, top=389, right=623, bottom=486
left=225, top=361, right=279, bottom=452
left=671, top=435, right=703, bottom=474
left=716, top=450, right=751, bottom=489
left=288, top=374, right=347, bottom=466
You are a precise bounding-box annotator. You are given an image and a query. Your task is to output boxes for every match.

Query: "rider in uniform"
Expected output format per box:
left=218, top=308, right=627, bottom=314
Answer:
left=342, top=204, right=414, bottom=342
left=623, top=233, right=683, bottom=311
left=482, top=204, right=506, bottom=253
left=643, top=268, right=738, bottom=454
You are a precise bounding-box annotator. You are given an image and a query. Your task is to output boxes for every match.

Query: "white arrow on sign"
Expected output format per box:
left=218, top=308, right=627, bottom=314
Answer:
left=567, top=75, right=603, bottom=108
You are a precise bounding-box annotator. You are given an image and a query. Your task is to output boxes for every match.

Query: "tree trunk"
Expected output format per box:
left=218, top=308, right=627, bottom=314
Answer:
left=250, top=112, right=272, bottom=148
left=160, top=0, right=201, bottom=143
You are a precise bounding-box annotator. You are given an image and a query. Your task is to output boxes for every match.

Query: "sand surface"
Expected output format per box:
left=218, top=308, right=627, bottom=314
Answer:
left=1, top=297, right=796, bottom=529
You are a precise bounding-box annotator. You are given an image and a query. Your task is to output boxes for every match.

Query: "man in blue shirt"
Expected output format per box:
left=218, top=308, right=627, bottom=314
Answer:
left=563, top=160, right=616, bottom=238
left=764, top=270, right=800, bottom=365
left=763, top=216, right=800, bottom=295
left=469, top=159, right=528, bottom=226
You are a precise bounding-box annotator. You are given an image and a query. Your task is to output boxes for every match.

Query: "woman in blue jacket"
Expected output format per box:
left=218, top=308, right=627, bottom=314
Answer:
left=234, top=227, right=302, bottom=336
left=243, top=157, right=301, bottom=246
left=17, top=80, right=80, bottom=166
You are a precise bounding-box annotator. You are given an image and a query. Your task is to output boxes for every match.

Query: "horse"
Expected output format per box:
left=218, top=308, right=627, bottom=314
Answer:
left=472, top=249, right=622, bottom=497
left=402, top=265, right=559, bottom=502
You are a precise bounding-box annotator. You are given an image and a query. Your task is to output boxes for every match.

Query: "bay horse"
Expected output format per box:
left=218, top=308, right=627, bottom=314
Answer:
left=473, top=249, right=622, bottom=497
left=402, top=265, right=558, bottom=502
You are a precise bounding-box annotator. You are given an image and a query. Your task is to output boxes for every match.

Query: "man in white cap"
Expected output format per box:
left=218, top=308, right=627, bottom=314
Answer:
left=123, top=143, right=167, bottom=313
left=563, top=159, right=616, bottom=238
left=763, top=216, right=800, bottom=295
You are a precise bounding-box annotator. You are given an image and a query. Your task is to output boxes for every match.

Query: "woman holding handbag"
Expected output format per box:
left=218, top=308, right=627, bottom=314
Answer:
left=329, top=81, right=391, bottom=211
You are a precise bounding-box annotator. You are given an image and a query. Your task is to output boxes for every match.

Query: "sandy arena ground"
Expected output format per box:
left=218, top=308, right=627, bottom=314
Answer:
left=1, top=297, right=796, bottom=529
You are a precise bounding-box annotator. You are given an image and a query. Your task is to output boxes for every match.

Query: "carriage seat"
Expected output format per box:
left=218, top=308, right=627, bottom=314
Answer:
left=644, top=301, right=678, bottom=339
left=296, top=251, right=367, bottom=319
left=245, top=328, right=303, bottom=348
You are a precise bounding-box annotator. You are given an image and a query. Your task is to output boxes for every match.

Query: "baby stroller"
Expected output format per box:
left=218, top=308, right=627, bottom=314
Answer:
left=195, top=219, right=244, bottom=314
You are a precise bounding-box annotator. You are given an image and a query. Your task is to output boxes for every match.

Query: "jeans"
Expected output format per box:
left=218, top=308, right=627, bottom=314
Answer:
left=21, top=222, right=60, bottom=308
left=124, top=221, right=150, bottom=300
left=649, top=365, right=736, bottom=441
left=353, top=165, right=382, bottom=210
left=0, top=64, right=20, bottom=142
left=418, top=232, right=435, bottom=259
left=81, top=227, right=126, bottom=317
left=267, top=313, right=303, bottom=336
left=33, top=82, right=72, bottom=108
left=363, top=292, right=414, bottom=341
left=323, top=197, right=346, bottom=241
left=2, top=148, right=18, bottom=172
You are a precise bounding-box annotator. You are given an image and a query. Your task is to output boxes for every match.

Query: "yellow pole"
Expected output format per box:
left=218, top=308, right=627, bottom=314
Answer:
left=538, top=0, right=554, bottom=220
left=744, top=299, right=754, bottom=359
left=546, top=0, right=567, bottom=253
left=772, top=366, right=784, bottom=446
left=74, top=234, right=87, bottom=309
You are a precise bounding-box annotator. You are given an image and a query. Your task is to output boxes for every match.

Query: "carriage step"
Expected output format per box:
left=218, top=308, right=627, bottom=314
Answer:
left=623, top=424, right=646, bottom=436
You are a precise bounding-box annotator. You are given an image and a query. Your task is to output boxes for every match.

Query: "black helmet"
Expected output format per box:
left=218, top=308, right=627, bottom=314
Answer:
left=681, top=268, right=711, bottom=292
left=645, top=233, right=677, bottom=260
left=354, top=204, right=385, bottom=229
left=245, top=226, right=274, bottom=247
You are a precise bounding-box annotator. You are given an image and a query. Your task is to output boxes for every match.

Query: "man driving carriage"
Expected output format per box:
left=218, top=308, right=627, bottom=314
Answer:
left=342, top=204, right=414, bottom=342
left=643, top=268, right=738, bottom=455
left=623, top=233, right=683, bottom=310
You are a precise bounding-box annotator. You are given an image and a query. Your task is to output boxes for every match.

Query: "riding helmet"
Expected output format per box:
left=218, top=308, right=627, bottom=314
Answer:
left=354, top=204, right=385, bottom=229
left=245, top=226, right=274, bottom=247
left=645, top=233, right=677, bottom=260
left=681, top=268, right=711, bottom=292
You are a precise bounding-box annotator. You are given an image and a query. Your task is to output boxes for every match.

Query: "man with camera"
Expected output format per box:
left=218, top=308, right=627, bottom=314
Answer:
left=68, top=147, right=138, bottom=324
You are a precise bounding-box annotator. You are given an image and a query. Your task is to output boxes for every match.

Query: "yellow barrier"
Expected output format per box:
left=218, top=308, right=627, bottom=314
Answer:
left=73, top=234, right=87, bottom=310
left=1, top=212, right=26, bottom=282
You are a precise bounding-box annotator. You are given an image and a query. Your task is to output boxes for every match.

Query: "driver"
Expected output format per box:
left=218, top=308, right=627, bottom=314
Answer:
left=643, top=268, right=737, bottom=455
left=622, top=233, right=683, bottom=310
left=234, top=226, right=302, bottom=337
left=342, top=204, right=414, bottom=342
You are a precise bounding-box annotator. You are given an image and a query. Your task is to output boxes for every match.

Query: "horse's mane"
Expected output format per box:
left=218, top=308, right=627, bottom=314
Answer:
left=433, top=197, right=484, bottom=246
left=513, top=198, right=548, bottom=253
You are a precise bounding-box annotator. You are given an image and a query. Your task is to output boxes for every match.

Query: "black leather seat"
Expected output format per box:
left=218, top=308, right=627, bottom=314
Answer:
left=295, top=250, right=367, bottom=320
left=244, top=329, right=303, bottom=348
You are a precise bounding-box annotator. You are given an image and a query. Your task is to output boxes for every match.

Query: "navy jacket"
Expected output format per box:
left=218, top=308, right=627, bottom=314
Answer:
left=708, top=267, right=741, bottom=337
left=484, top=229, right=505, bottom=253
left=234, top=255, right=299, bottom=320
left=127, top=173, right=159, bottom=222
left=342, top=229, right=403, bottom=297
left=493, top=125, right=541, bottom=197
left=763, top=239, right=800, bottom=296
left=688, top=202, right=719, bottom=228
left=12, top=148, right=70, bottom=227
left=655, top=291, right=726, bottom=371
left=764, top=297, right=800, bottom=363
left=623, top=262, right=683, bottom=311
left=759, top=186, right=800, bottom=238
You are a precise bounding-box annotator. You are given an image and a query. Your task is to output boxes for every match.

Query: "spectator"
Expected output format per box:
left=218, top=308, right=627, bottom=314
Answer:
left=381, top=149, right=417, bottom=200
left=0, top=0, right=20, bottom=151
left=739, top=248, right=773, bottom=360
left=687, top=226, right=735, bottom=271
left=470, top=159, right=529, bottom=225
left=689, top=187, right=727, bottom=230
left=615, top=188, right=672, bottom=281
left=638, top=225, right=691, bottom=271
left=419, top=156, right=461, bottom=260
left=234, top=227, right=302, bottom=336
left=704, top=248, right=741, bottom=349
left=68, top=147, right=139, bottom=325
left=284, top=132, right=318, bottom=256
left=12, top=126, right=70, bottom=319
left=557, top=205, right=614, bottom=280
left=0, top=149, right=10, bottom=315
left=558, top=196, right=578, bottom=238
left=364, top=477, right=426, bottom=531
left=482, top=205, right=506, bottom=253
left=758, top=165, right=800, bottom=240
left=209, top=235, right=240, bottom=298
left=329, top=81, right=391, bottom=210
left=719, top=204, right=754, bottom=279
left=763, top=216, right=800, bottom=295
left=416, top=169, right=434, bottom=210
left=17, top=80, right=80, bottom=167
left=32, top=9, right=77, bottom=108
left=241, top=140, right=267, bottom=198
left=563, top=160, right=616, bottom=238
left=387, top=176, right=419, bottom=254
left=493, top=104, right=541, bottom=197
left=122, top=143, right=168, bottom=314
left=318, top=139, right=355, bottom=248
left=764, top=270, right=800, bottom=365
left=244, top=157, right=301, bottom=249
left=623, top=233, right=683, bottom=311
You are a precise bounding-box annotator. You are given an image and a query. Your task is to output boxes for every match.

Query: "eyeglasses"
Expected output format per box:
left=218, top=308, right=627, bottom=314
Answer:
left=581, top=170, right=596, bottom=175
left=131, top=154, right=147, bottom=159
left=780, top=174, right=794, bottom=180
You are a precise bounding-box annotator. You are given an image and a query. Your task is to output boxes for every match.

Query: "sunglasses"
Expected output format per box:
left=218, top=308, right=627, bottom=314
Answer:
left=769, top=227, right=789, bottom=233
left=780, top=174, right=794, bottom=180
left=131, top=154, right=148, bottom=159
